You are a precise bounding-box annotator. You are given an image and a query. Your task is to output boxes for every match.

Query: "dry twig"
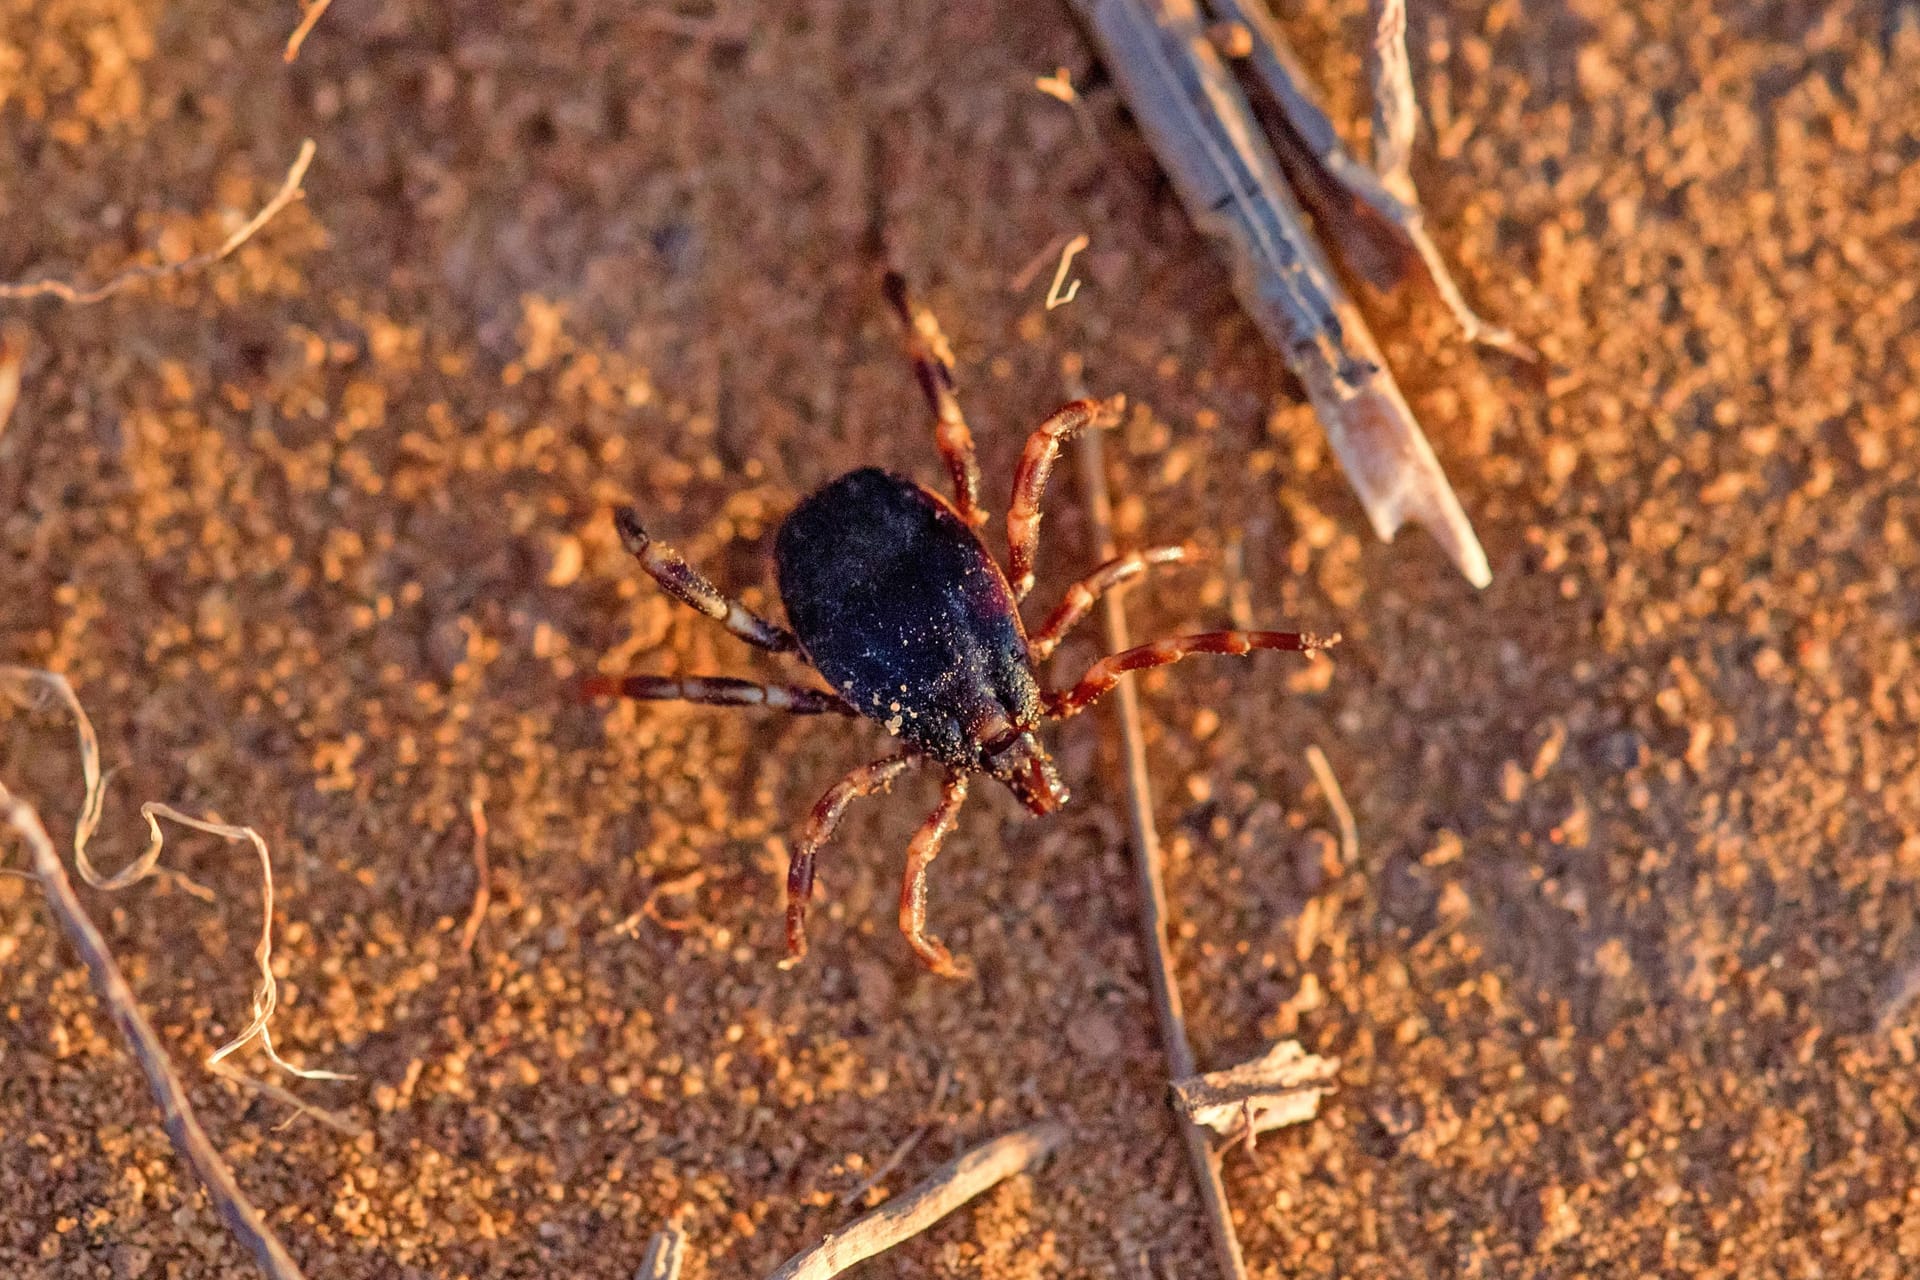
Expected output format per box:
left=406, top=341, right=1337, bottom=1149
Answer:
left=1171, top=1040, right=1338, bottom=1149
left=1303, top=744, right=1357, bottom=868
left=0, top=789, right=307, bottom=1280
left=839, top=1064, right=954, bottom=1207
left=457, top=776, right=491, bottom=959
left=764, top=1121, right=1066, bottom=1280
left=636, top=1220, right=688, bottom=1280
left=283, top=0, right=335, bottom=63
left=1066, top=360, right=1248, bottom=1280
left=0, top=139, right=316, bottom=306
left=839, top=1125, right=931, bottom=1209
left=218, top=1069, right=366, bottom=1139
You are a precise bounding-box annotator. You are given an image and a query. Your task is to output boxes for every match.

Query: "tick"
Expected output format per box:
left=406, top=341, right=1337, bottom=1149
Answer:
left=588, top=274, right=1338, bottom=976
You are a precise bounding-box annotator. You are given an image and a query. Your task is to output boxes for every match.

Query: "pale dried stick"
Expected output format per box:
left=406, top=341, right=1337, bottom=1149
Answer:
left=0, top=667, right=344, bottom=1081
left=1062, top=0, right=1492, bottom=587
left=1365, top=0, right=1416, bottom=195
left=764, top=1121, right=1067, bottom=1280
left=457, top=776, right=491, bottom=959
left=0, top=788, right=307, bottom=1280
left=1171, top=1040, right=1338, bottom=1149
left=0, top=140, right=316, bottom=306
left=1066, top=361, right=1248, bottom=1280
left=283, top=0, right=335, bottom=63
left=1204, top=0, right=1536, bottom=362
left=636, top=1221, right=688, bottom=1280
left=1303, top=745, right=1357, bottom=867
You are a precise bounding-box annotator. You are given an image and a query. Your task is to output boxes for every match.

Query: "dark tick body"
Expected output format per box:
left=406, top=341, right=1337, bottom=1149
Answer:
left=587, top=274, right=1338, bottom=976
left=776, top=469, right=1061, bottom=811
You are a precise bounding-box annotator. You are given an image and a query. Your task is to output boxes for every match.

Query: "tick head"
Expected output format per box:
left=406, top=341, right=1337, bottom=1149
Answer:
left=982, top=726, right=1069, bottom=816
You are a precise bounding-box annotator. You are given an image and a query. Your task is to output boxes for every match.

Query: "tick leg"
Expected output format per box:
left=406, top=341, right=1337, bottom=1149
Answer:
left=581, top=674, right=854, bottom=715
left=1027, top=544, right=1197, bottom=660
left=1005, top=395, right=1127, bottom=600
left=614, top=506, right=798, bottom=653
left=899, top=772, right=970, bottom=978
left=781, top=753, right=918, bottom=968
left=1045, top=630, right=1341, bottom=719
left=883, top=272, right=986, bottom=528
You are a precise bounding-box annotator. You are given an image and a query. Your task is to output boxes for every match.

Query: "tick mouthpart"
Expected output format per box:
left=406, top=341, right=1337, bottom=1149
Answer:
left=983, top=728, right=1069, bottom=816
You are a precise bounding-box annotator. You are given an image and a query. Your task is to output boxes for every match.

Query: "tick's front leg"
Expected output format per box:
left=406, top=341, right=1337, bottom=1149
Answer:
left=614, top=507, right=799, bottom=653
left=580, top=674, right=853, bottom=715
left=898, top=771, right=971, bottom=978
left=781, top=753, right=917, bottom=968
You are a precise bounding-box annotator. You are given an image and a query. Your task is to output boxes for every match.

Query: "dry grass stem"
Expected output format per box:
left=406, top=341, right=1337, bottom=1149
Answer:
left=217, top=1068, right=366, bottom=1138
left=839, top=1124, right=931, bottom=1207
left=1045, top=234, right=1091, bottom=310
left=1303, top=745, right=1357, bottom=868
left=0, top=789, right=308, bottom=1280
left=1066, top=358, right=1249, bottom=1280
left=283, top=0, right=335, bottom=63
left=765, top=1121, right=1067, bottom=1280
left=0, top=667, right=344, bottom=1082
left=840, top=1057, right=953, bottom=1206
left=458, top=776, right=492, bottom=959
left=0, top=139, right=316, bottom=306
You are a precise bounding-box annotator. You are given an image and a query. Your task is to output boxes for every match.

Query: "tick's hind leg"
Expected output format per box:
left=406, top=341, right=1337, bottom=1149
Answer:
left=581, top=674, right=853, bottom=715
left=781, top=753, right=918, bottom=968
left=614, top=507, right=798, bottom=653
left=883, top=272, right=986, bottom=528
left=1028, top=544, right=1197, bottom=660
left=1046, top=629, right=1341, bottom=719
left=1005, top=395, right=1127, bottom=600
left=899, top=772, right=971, bottom=978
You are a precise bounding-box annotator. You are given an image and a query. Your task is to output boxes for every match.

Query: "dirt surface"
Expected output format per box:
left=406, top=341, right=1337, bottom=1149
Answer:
left=4, top=0, right=1920, bottom=1276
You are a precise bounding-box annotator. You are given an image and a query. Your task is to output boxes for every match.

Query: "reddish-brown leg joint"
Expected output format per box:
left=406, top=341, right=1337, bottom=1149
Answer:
left=1005, top=395, right=1127, bottom=600
left=883, top=272, right=987, bottom=528
left=781, top=753, right=918, bottom=967
left=1027, top=544, right=1197, bottom=660
left=1045, top=629, right=1341, bottom=719
left=899, top=772, right=971, bottom=977
left=580, top=674, right=853, bottom=715
left=613, top=507, right=798, bottom=653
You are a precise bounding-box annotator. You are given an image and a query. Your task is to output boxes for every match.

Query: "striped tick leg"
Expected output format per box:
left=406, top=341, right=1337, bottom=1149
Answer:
left=1005, top=395, right=1127, bottom=600
left=780, top=753, right=918, bottom=968
left=579, top=674, right=853, bottom=715
left=1027, top=545, right=1198, bottom=660
left=883, top=271, right=986, bottom=528
left=1045, top=630, right=1342, bottom=719
left=613, top=506, right=798, bottom=653
left=899, top=772, right=971, bottom=977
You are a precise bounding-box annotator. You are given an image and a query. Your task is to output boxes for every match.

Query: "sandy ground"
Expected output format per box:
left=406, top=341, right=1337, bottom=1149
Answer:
left=4, top=0, right=1920, bottom=1276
